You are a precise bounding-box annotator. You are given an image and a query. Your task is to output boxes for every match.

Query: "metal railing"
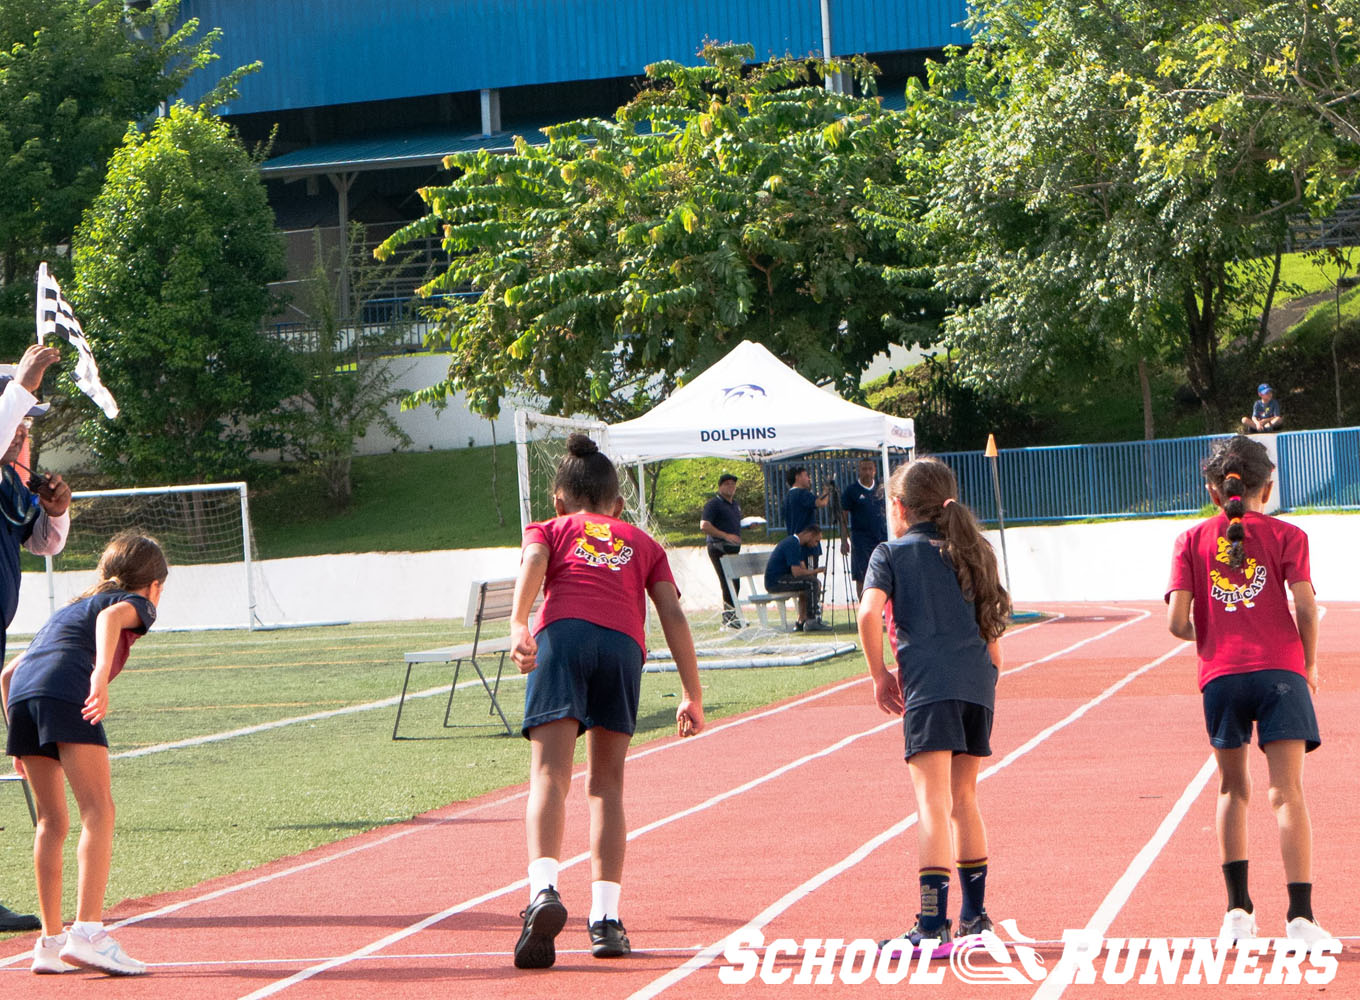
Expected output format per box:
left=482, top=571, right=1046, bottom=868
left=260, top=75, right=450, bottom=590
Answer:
left=759, top=427, right=1360, bottom=530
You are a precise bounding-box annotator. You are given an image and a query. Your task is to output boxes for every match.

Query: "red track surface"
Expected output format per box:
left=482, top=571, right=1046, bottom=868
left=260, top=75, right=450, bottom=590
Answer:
left=3, top=602, right=1357, bottom=998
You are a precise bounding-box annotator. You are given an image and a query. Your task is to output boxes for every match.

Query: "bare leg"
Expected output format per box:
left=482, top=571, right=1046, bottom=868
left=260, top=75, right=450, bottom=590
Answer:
left=949, top=754, right=987, bottom=861
left=1213, top=746, right=1251, bottom=865
left=585, top=728, right=632, bottom=883
left=1264, top=740, right=1311, bottom=882
left=57, top=743, right=114, bottom=923
left=19, top=755, right=69, bottom=937
left=525, top=719, right=578, bottom=866
left=907, top=751, right=954, bottom=869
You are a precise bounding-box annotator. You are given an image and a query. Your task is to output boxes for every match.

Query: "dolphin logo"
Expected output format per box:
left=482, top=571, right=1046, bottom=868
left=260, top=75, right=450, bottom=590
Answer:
left=721, top=384, right=766, bottom=404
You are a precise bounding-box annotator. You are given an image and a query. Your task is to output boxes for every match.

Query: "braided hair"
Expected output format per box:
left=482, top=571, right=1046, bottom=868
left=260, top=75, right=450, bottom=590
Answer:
left=1201, top=436, right=1275, bottom=569
left=888, top=457, right=1011, bottom=642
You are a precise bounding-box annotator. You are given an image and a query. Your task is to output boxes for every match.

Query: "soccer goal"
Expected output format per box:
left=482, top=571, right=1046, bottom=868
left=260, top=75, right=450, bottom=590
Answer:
left=514, top=410, right=647, bottom=532
left=42, top=482, right=262, bottom=629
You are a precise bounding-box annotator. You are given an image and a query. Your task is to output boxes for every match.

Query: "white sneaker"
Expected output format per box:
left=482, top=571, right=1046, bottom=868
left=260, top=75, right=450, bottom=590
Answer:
left=1285, top=916, right=1334, bottom=945
left=1218, top=907, right=1258, bottom=944
left=59, top=927, right=147, bottom=976
left=32, top=933, right=78, bottom=974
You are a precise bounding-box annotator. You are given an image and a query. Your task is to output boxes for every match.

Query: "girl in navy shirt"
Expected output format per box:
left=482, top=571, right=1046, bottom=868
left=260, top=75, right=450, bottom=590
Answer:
left=2, top=532, right=166, bottom=977
left=857, top=458, right=1009, bottom=956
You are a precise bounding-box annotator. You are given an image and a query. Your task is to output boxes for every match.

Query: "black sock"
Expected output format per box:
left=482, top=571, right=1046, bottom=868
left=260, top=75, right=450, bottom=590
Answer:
left=1222, top=860, right=1252, bottom=914
left=1287, top=882, right=1314, bottom=923
left=918, top=869, right=950, bottom=933
left=956, top=858, right=988, bottom=923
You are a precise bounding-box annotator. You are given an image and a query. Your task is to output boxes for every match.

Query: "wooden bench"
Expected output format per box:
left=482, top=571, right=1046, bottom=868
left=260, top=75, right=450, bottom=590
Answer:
left=392, top=578, right=540, bottom=739
left=720, top=551, right=796, bottom=631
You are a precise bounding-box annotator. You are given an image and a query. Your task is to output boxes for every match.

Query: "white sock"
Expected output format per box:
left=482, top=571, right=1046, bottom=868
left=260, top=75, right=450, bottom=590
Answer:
left=527, top=857, right=559, bottom=901
left=590, top=880, right=622, bottom=924
left=41, top=933, right=67, bottom=947
left=71, top=921, right=103, bottom=939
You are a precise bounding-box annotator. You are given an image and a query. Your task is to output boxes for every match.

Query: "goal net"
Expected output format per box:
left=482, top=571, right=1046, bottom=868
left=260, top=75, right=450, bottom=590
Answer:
left=514, top=410, right=646, bottom=533
left=42, top=482, right=265, bottom=630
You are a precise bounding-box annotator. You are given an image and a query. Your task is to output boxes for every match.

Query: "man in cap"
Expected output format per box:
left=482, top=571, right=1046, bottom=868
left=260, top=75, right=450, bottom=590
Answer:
left=1241, top=383, right=1284, bottom=433
left=0, top=343, right=70, bottom=934
left=699, top=473, right=744, bottom=627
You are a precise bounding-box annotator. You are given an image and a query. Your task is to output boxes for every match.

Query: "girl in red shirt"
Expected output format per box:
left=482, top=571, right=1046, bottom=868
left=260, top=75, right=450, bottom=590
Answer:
left=1166, top=435, right=1327, bottom=945
left=508, top=433, right=704, bottom=969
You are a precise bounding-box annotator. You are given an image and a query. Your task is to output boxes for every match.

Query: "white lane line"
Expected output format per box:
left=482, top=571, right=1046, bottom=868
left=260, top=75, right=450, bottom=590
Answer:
left=1004, top=608, right=1151, bottom=678
left=1029, top=753, right=1219, bottom=1000
left=624, top=640, right=1192, bottom=1000
left=235, top=716, right=904, bottom=1000
left=0, top=676, right=867, bottom=970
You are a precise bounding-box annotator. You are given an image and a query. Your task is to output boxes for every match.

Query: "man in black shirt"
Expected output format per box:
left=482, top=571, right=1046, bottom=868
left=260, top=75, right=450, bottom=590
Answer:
left=699, top=473, right=743, bottom=628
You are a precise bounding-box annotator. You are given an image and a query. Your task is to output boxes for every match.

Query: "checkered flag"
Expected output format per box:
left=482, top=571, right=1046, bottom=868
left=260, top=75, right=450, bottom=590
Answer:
left=35, top=263, right=119, bottom=418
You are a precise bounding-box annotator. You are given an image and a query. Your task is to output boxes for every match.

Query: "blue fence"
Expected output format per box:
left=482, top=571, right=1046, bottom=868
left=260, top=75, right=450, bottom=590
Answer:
left=760, top=428, right=1360, bottom=531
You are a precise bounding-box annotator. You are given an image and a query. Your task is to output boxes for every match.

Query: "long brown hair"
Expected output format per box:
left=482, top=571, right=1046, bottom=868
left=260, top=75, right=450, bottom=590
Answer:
left=79, top=532, right=168, bottom=599
left=1201, top=435, right=1275, bottom=570
left=889, top=457, right=1010, bottom=641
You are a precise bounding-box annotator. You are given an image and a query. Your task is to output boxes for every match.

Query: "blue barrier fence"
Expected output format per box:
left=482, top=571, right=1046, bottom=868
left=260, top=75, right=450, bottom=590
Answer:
left=760, top=427, right=1360, bottom=531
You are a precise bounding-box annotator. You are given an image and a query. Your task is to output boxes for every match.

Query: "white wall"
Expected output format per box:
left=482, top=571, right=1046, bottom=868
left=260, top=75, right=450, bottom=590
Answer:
left=11, top=514, right=1354, bottom=633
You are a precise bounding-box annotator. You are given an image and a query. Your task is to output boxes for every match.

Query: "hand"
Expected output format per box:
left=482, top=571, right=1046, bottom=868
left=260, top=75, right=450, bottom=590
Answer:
left=677, top=698, right=705, bottom=737
left=37, top=473, right=70, bottom=516
left=83, top=677, right=109, bottom=724
left=510, top=623, right=538, bottom=673
left=14, top=344, right=61, bottom=394
left=840, top=538, right=850, bottom=555
left=872, top=671, right=904, bottom=716
left=1307, top=662, right=1318, bottom=694
left=728, top=533, right=741, bottom=545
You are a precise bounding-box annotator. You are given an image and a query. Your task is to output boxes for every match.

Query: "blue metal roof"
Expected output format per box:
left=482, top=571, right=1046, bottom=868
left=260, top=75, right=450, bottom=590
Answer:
left=177, top=1, right=968, bottom=116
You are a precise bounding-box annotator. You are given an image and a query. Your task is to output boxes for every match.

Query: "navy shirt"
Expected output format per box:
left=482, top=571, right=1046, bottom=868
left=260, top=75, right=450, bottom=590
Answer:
left=784, top=487, right=818, bottom=536
left=841, top=479, right=888, bottom=545
left=1253, top=397, right=1280, bottom=420
left=0, top=470, right=37, bottom=636
left=764, top=534, right=821, bottom=590
left=701, top=494, right=742, bottom=544
left=864, top=523, right=997, bottom=711
left=8, top=590, right=157, bottom=706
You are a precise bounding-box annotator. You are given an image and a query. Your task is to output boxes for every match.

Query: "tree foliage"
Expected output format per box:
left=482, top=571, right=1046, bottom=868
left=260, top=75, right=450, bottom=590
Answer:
left=71, top=104, right=295, bottom=484
left=266, top=226, right=415, bottom=508
left=381, top=43, right=940, bottom=420
left=883, top=0, right=1358, bottom=427
left=0, top=0, right=230, bottom=350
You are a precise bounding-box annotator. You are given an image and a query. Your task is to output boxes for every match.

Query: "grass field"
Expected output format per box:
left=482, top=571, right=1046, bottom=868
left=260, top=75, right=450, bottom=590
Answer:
left=0, top=618, right=864, bottom=929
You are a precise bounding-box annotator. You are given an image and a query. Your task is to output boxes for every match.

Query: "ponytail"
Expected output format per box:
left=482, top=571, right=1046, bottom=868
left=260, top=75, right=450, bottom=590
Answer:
left=889, top=458, right=1011, bottom=642
left=1201, top=436, right=1274, bottom=571
left=78, top=532, right=168, bottom=600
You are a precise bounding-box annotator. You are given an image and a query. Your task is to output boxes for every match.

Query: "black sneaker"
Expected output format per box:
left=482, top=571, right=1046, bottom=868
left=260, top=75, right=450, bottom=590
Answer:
left=794, top=621, right=805, bottom=632
left=878, top=917, right=953, bottom=957
left=588, top=918, right=631, bottom=958
left=0, top=903, right=41, bottom=933
left=514, top=887, right=568, bottom=969
left=957, top=912, right=993, bottom=938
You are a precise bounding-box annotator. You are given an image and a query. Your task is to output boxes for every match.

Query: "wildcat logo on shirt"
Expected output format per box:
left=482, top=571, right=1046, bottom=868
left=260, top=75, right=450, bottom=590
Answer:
left=573, top=519, right=635, bottom=571
left=1210, top=537, right=1267, bottom=612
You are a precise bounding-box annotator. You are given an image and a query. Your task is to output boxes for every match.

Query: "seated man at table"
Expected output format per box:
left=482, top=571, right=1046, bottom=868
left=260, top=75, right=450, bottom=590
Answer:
left=764, top=525, right=830, bottom=633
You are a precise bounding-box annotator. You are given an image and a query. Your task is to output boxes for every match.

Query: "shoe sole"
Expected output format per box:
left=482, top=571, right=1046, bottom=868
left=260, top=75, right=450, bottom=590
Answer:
left=591, top=939, right=631, bottom=958
left=514, top=899, right=568, bottom=969
left=59, top=953, right=147, bottom=976
left=32, top=963, right=77, bottom=975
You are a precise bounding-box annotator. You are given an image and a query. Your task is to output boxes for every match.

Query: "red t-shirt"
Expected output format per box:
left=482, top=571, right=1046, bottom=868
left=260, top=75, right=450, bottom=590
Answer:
left=1166, top=511, right=1311, bottom=689
left=523, top=511, right=677, bottom=653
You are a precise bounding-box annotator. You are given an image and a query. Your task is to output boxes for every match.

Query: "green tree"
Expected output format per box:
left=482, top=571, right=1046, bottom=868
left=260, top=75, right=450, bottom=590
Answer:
left=380, top=43, right=938, bottom=420
left=0, top=0, right=228, bottom=347
left=71, top=104, right=296, bottom=484
left=900, top=0, right=1342, bottom=430
left=267, top=225, right=415, bottom=508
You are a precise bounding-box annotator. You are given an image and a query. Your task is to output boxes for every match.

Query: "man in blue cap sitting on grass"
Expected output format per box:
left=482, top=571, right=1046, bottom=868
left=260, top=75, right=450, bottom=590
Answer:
left=1241, top=383, right=1284, bottom=433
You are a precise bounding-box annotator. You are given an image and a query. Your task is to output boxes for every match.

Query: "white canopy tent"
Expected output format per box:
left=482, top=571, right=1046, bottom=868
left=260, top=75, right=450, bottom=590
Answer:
left=604, top=340, right=914, bottom=463
left=515, top=340, right=914, bottom=532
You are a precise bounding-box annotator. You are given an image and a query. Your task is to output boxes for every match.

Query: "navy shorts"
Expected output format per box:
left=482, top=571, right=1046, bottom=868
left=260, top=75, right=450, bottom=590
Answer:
left=903, top=699, right=993, bottom=760
left=5, top=697, right=108, bottom=759
left=1202, top=669, right=1320, bottom=752
left=522, top=618, right=643, bottom=739
left=850, top=537, right=879, bottom=583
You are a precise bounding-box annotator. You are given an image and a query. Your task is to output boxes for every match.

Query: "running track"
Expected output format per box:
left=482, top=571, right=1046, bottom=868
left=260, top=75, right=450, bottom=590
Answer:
left=4, top=602, right=1357, bottom=998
